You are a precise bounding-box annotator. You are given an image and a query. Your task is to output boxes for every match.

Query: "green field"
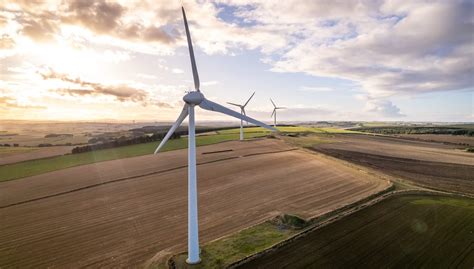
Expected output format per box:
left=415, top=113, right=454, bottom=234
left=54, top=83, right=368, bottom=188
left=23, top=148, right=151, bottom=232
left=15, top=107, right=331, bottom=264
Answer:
left=218, top=126, right=357, bottom=134
left=237, top=194, right=474, bottom=269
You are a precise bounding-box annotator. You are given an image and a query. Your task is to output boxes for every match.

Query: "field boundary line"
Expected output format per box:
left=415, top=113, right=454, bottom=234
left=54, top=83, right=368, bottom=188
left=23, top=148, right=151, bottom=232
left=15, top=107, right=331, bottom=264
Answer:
left=0, top=148, right=298, bottom=209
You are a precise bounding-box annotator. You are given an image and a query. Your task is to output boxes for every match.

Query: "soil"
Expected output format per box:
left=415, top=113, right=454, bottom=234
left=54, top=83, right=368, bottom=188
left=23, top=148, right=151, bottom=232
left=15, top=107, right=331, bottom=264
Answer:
left=0, top=139, right=389, bottom=268
left=310, top=134, right=474, bottom=194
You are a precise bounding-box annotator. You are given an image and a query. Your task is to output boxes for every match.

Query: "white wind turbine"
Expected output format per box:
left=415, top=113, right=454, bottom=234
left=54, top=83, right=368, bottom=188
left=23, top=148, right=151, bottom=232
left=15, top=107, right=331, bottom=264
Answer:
left=270, top=98, right=286, bottom=127
left=227, top=91, right=255, bottom=140
left=154, top=7, right=276, bottom=264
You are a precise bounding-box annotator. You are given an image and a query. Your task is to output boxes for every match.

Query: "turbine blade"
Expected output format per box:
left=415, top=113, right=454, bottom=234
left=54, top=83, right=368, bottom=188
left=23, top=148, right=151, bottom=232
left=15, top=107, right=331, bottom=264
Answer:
left=182, top=7, right=200, bottom=91
left=154, top=104, right=189, bottom=154
left=270, top=98, right=276, bottom=108
left=226, top=102, right=242, bottom=107
left=277, top=107, right=286, bottom=109
left=242, top=108, right=248, bottom=125
left=243, top=91, right=255, bottom=107
left=200, top=99, right=276, bottom=131
left=271, top=108, right=276, bottom=118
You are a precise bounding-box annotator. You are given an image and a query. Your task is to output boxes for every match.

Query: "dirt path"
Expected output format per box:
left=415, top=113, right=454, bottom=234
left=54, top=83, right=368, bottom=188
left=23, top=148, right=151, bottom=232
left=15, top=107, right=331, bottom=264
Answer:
left=0, top=139, right=389, bottom=268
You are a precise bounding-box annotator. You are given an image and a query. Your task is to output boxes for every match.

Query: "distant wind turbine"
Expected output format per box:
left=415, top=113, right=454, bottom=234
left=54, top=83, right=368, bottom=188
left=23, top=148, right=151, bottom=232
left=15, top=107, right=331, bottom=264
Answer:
left=270, top=98, right=286, bottom=127
left=227, top=91, right=255, bottom=140
left=154, top=7, right=276, bottom=265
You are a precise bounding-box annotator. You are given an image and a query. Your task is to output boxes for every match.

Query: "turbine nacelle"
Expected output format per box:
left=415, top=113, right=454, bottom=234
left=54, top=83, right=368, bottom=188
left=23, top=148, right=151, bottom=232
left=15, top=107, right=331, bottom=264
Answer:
left=183, top=91, right=204, bottom=105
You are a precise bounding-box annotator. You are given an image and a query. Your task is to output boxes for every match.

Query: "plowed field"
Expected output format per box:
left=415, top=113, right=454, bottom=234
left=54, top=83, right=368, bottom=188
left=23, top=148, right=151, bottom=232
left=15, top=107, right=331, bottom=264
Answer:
left=0, top=139, right=389, bottom=268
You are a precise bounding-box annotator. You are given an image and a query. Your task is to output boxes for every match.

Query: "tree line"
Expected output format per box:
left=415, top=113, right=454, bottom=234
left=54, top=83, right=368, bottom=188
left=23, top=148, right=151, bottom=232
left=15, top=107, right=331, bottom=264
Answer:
left=71, top=132, right=184, bottom=154
left=352, top=126, right=474, bottom=136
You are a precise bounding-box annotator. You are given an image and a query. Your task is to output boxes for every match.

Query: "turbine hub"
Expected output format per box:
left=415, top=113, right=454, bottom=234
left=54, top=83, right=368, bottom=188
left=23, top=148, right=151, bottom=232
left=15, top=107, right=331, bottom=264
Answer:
left=183, top=91, right=204, bottom=105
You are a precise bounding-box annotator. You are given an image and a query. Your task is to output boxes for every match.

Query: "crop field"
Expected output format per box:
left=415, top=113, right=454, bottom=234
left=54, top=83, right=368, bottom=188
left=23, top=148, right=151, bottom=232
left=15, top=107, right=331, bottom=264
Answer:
left=309, top=133, right=474, bottom=194
left=238, top=194, right=474, bottom=268
left=395, top=134, right=474, bottom=146
left=0, top=139, right=389, bottom=268
left=0, top=146, right=74, bottom=166
left=0, top=126, right=354, bottom=182
left=0, top=131, right=267, bottom=182
left=0, top=120, right=150, bottom=147
left=217, top=126, right=357, bottom=135
left=0, top=146, right=36, bottom=156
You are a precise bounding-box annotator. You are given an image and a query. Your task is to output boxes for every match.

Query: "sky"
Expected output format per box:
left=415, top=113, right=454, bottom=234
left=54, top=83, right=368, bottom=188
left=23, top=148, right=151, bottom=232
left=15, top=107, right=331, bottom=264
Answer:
left=0, top=0, right=473, bottom=122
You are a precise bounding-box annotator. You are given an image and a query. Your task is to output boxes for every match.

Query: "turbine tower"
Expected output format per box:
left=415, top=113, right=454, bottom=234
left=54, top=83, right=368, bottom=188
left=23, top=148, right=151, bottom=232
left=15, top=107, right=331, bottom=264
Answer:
left=270, top=98, right=286, bottom=127
left=154, top=7, right=276, bottom=265
left=227, top=91, right=255, bottom=140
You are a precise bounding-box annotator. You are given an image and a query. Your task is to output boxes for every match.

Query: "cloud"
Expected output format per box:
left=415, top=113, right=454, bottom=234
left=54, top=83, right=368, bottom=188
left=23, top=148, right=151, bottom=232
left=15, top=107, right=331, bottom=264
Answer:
left=103, top=50, right=131, bottom=63
left=19, top=15, right=58, bottom=42
left=1, top=0, right=472, bottom=122
left=40, top=68, right=148, bottom=102
left=253, top=1, right=474, bottom=98
left=137, top=73, right=157, bottom=80
left=1, top=0, right=178, bottom=54
left=0, top=35, right=15, bottom=49
left=364, top=99, right=405, bottom=118
left=0, top=96, right=45, bottom=109
left=142, top=26, right=176, bottom=43
left=202, top=80, right=219, bottom=86
left=154, top=101, right=174, bottom=109
left=299, top=86, right=333, bottom=92
left=247, top=104, right=338, bottom=121
left=171, top=68, right=184, bottom=74
left=54, top=86, right=147, bottom=103
left=64, top=0, right=124, bottom=34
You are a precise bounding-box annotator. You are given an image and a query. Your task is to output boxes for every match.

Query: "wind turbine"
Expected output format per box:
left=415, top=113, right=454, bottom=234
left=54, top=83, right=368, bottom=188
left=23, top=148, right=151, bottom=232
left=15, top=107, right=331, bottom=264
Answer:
left=154, top=7, right=276, bottom=265
left=270, top=98, right=286, bottom=127
left=227, top=91, right=255, bottom=140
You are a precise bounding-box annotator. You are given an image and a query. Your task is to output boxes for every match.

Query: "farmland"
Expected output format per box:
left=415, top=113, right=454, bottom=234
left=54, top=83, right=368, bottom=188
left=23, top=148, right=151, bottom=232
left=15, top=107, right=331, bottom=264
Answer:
left=351, top=125, right=474, bottom=136
left=0, top=131, right=267, bottom=182
left=0, top=146, right=74, bottom=166
left=0, top=139, right=389, bottom=268
left=1, top=124, right=472, bottom=268
left=237, top=194, right=474, bottom=269
left=0, top=126, right=350, bottom=182
left=395, top=134, right=474, bottom=146
left=308, top=133, right=474, bottom=194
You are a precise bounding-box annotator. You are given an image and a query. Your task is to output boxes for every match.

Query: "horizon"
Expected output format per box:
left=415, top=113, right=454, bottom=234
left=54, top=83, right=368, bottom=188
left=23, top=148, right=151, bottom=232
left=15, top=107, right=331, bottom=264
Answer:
left=0, top=118, right=472, bottom=125
left=1, top=1, right=473, bottom=122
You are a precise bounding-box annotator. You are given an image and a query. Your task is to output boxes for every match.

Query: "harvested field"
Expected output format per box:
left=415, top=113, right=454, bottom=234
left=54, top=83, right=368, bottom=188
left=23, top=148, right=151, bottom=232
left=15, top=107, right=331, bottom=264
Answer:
left=0, top=139, right=389, bottom=268
left=395, top=134, right=474, bottom=146
left=0, top=146, right=73, bottom=165
left=237, top=194, right=474, bottom=269
left=310, top=134, right=474, bottom=194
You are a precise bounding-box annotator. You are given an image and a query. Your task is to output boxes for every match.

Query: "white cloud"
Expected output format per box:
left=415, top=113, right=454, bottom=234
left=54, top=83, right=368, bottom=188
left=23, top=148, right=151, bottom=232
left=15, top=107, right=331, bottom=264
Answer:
left=299, top=86, right=333, bottom=92
left=103, top=49, right=131, bottom=63
left=202, top=80, right=219, bottom=86
left=1, top=1, right=472, bottom=121
left=137, top=73, right=157, bottom=80
left=209, top=0, right=474, bottom=107
left=364, top=99, right=405, bottom=118
left=171, top=68, right=184, bottom=74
